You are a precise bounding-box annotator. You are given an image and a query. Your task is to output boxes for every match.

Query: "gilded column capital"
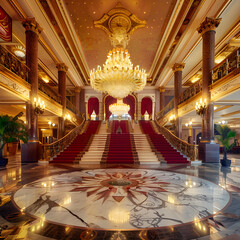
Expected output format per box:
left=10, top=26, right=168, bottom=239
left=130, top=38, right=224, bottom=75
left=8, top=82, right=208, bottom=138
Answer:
left=75, top=86, right=82, bottom=93
left=197, top=17, right=221, bottom=35
left=56, top=63, right=68, bottom=72
left=172, top=63, right=185, bottom=72
left=22, top=18, right=42, bottom=35
left=159, top=87, right=165, bottom=93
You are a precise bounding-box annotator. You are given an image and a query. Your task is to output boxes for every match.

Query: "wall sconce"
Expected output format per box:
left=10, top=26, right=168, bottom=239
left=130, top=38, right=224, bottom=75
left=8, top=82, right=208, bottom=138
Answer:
left=195, top=98, right=206, bottom=116
left=48, top=121, right=55, bottom=127
left=64, top=114, right=71, bottom=121
left=185, top=121, right=192, bottom=127
left=34, top=97, right=45, bottom=115
left=169, top=114, right=175, bottom=123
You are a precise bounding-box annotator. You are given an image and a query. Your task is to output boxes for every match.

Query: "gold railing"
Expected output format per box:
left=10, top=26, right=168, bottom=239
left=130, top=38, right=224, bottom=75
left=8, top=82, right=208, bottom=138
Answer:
left=0, top=46, right=29, bottom=82
left=212, top=48, right=239, bottom=82
left=42, top=117, right=86, bottom=161
left=155, top=120, right=198, bottom=161
left=179, top=80, right=202, bottom=104
left=66, top=98, right=82, bottom=116
left=156, top=98, right=174, bottom=120
left=38, top=80, right=61, bottom=104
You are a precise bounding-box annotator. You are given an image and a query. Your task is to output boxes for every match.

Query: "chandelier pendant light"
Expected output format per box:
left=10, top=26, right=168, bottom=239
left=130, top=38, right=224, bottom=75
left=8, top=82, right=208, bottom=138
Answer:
left=109, top=99, right=130, bottom=116
left=90, top=3, right=147, bottom=99
left=90, top=48, right=146, bottom=99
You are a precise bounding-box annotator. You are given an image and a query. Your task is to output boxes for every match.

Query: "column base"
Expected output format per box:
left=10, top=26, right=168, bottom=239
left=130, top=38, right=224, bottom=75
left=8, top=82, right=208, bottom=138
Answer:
left=21, top=142, right=42, bottom=163
left=198, top=142, right=219, bottom=163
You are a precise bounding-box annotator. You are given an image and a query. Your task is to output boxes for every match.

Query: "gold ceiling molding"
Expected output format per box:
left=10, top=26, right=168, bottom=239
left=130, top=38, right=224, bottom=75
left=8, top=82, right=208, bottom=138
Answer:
left=94, top=2, right=146, bottom=48
left=221, top=110, right=240, bottom=118
left=214, top=105, right=233, bottom=113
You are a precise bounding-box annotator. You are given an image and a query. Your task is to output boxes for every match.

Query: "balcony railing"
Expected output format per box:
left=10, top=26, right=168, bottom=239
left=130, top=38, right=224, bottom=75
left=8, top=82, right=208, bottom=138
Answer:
left=156, top=98, right=174, bottom=120
left=157, top=47, right=240, bottom=121
left=42, top=117, right=86, bottom=161
left=38, top=80, right=61, bottom=104
left=0, top=46, right=29, bottom=82
left=155, top=121, right=198, bottom=161
left=179, top=80, right=202, bottom=104
left=66, top=98, right=82, bottom=116
left=212, top=48, right=239, bottom=83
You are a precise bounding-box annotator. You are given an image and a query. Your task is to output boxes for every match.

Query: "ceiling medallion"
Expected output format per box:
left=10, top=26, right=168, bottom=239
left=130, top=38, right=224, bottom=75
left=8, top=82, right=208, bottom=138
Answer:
left=90, top=3, right=147, bottom=99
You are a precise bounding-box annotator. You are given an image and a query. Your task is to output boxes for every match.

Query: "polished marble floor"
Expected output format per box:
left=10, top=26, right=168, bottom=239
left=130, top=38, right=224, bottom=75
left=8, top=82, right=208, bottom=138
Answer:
left=0, top=159, right=240, bottom=239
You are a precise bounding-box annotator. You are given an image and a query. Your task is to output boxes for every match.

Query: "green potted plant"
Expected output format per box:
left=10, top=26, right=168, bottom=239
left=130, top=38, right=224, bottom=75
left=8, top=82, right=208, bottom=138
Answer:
left=215, top=124, right=236, bottom=167
left=0, top=112, right=28, bottom=166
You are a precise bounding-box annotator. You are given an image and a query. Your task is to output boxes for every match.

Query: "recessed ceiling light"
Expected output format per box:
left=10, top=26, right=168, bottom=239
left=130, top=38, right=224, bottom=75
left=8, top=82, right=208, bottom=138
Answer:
left=93, top=11, right=96, bottom=14
left=144, top=11, right=146, bottom=14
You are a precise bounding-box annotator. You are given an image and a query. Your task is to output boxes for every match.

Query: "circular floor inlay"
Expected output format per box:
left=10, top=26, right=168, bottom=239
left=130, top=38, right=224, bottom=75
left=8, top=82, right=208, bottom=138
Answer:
left=13, top=169, right=230, bottom=230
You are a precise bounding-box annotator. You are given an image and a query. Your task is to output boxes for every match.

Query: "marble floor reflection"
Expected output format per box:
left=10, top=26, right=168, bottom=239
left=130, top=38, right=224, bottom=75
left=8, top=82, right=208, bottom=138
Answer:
left=0, top=162, right=240, bottom=239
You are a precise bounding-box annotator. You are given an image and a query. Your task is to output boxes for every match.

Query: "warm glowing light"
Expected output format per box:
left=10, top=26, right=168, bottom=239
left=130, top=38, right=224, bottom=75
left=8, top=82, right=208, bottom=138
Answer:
left=109, top=99, right=130, bottom=116
left=169, top=114, right=175, bottom=123
left=90, top=48, right=147, bottom=99
left=91, top=110, right=97, bottom=120
left=13, top=46, right=26, bottom=58
left=108, top=207, right=130, bottom=224
left=195, top=98, right=207, bottom=116
left=64, top=114, right=71, bottom=121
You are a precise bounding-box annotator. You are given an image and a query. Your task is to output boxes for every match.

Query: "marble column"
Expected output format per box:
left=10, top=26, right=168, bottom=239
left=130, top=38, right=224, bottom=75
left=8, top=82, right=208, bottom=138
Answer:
left=159, top=87, right=165, bottom=111
left=197, top=17, right=221, bottom=162
left=57, top=63, right=68, bottom=138
left=21, top=18, right=42, bottom=163
left=172, top=63, right=185, bottom=138
left=75, top=86, right=81, bottom=114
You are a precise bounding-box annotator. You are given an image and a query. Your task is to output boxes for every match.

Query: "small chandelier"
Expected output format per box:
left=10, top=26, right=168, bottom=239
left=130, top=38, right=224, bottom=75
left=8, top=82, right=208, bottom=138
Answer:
left=195, top=98, right=207, bottom=116
left=90, top=48, right=146, bottom=99
left=34, top=97, right=45, bottom=115
left=109, top=99, right=130, bottom=116
left=169, top=114, right=175, bottom=123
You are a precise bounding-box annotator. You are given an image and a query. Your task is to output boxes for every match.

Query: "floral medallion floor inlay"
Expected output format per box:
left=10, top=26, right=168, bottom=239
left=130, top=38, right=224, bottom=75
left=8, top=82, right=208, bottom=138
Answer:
left=13, top=169, right=230, bottom=230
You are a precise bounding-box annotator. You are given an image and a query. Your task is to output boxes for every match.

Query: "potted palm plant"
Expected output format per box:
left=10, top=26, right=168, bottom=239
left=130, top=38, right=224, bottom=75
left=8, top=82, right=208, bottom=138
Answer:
left=0, top=112, right=28, bottom=166
left=215, top=124, right=236, bottom=167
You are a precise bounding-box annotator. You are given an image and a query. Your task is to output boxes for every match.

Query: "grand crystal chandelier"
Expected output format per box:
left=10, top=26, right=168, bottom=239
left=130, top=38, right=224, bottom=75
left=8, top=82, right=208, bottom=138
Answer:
left=109, top=99, right=130, bottom=116
left=90, top=48, right=147, bottom=99
left=90, top=3, right=147, bottom=99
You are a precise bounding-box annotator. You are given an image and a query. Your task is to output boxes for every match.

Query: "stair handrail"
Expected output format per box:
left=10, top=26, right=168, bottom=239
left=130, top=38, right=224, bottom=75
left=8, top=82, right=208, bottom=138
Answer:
left=154, top=120, right=198, bottom=161
left=42, top=116, right=86, bottom=161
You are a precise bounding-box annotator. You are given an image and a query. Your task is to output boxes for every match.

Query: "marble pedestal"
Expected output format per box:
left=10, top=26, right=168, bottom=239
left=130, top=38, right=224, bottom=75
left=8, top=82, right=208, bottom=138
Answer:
left=198, top=142, right=219, bottom=163
left=21, top=142, right=42, bottom=163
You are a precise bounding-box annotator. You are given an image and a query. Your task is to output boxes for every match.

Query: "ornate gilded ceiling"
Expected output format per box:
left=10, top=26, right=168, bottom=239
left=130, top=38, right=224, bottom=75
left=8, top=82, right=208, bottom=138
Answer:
left=63, top=0, right=177, bottom=76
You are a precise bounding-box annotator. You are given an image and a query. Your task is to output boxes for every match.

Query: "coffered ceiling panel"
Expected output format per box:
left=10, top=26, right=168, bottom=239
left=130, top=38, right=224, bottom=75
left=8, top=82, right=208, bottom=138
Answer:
left=63, top=0, right=177, bottom=72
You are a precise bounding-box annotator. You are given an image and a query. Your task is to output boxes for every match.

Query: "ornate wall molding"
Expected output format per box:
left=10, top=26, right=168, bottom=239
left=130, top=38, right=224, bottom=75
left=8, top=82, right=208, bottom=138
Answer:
left=211, top=74, right=240, bottom=101
left=138, top=94, right=155, bottom=103
left=85, top=94, right=102, bottom=103
left=0, top=72, right=30, bottom=100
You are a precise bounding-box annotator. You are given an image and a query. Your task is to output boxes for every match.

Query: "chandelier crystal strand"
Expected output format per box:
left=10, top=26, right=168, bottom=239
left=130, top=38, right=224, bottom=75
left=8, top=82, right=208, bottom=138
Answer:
left=90, top=48, right=147, bottom=99
left=109, top=99, right=130, bottom=116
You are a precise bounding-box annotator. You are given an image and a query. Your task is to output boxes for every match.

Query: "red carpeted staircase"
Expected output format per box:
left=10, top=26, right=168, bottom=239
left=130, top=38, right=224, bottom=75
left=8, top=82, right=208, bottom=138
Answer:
left=102, top=120, right=138, bottom=164
left=139, top=121, right=189, bottom=164
left=51, top=121, right=100, bottom=163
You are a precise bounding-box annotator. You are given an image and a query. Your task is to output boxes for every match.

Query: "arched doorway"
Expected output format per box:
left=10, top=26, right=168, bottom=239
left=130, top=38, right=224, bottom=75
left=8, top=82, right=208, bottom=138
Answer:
left=88, top=97, right=99, bottom=120
left=141, top=97, right=153, bottom=120
left=104, top=95, right=136, bottom=120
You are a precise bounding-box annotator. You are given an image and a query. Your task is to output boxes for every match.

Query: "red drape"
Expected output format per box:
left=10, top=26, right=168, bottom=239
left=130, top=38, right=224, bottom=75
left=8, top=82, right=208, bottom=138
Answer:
left=123, top=95, right=135, bottom=119
left=88, top=97, right=99, bottom=116
left=141, top=97, right=152, bottom=116
left=105, top=96, right=117, bottom=120
left=0, top=7, right=12, bottom=42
